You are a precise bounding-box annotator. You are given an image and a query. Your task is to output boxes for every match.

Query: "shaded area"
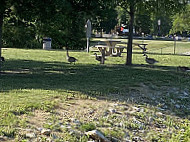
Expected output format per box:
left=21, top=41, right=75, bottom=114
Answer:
left=0, top=59, right=190, bottom=118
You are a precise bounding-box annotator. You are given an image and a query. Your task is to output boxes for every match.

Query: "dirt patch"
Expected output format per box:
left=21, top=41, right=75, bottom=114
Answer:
left=56, top=99, right=115, bottom=122
left=20, top=110, right=51, bottom=129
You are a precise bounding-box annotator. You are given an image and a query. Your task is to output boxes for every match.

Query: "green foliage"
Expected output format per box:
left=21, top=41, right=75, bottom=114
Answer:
left=135, top=10, right=152, bottom=35
left=1, top=0, right=89, bottom=50
left=170, top=5, right=190, bottom=34
left=0, top=127, right=16, bottom=137
left=115, top=6, right=129, bottom=26
left=3, top=20, right=41, bottom=48
left=103, top=128, right=125, bottom=139
left=79, top=123, right=96, bottom=132
left=92, top=0, right=118, bottom=34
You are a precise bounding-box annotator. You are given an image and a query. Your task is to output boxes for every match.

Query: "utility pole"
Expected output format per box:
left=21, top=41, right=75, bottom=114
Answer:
left=158, top=19, right=161, bottom=36
left=174, top=35, right=176, bottom=54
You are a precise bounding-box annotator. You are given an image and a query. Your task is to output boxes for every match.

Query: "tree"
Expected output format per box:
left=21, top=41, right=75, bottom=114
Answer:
left=135, top=10, right=152, bottom=35
left=170, top=4, right=190, bottom=35
left=92, top=0, right=118, bottom=35
left=118, top=0, right=189, bottom=65
left=0, top=0, right=13, bottom=71
left=116, top=6, right=129, bottom=26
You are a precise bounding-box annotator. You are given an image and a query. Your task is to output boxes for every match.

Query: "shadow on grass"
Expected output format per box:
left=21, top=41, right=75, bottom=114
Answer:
left=0, top=59, right=190, bottom=118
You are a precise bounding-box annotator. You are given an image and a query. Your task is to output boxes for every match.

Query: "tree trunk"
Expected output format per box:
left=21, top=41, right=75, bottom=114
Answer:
left=126, top=5, right=135, bottom=65
left=0, top=13, right=3, bottom=72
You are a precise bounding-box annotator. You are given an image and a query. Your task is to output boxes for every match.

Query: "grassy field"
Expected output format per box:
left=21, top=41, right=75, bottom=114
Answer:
left=0, top=45, right=190, bottom=142
left=91, top=38, right=190, bottom=55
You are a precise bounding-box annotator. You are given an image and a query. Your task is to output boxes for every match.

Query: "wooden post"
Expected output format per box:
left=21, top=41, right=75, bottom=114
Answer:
left=174, top=37, right=176, bottom=55
left=87, top=37, right=90, bottom=53
left=101, top=49, right=105, bottom=64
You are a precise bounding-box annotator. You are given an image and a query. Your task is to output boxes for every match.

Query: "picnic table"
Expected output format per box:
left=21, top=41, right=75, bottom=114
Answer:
left=137, top=43, right=148, bottom=54
left=94, top=40, right=148, bottom=56
left=95, top=39, right=125, bottom=57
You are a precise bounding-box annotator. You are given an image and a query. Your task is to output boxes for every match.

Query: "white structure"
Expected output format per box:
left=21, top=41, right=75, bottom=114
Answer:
left=43, top=37, right=52, bottom=50
left=86, top=19, right=91, bottom=52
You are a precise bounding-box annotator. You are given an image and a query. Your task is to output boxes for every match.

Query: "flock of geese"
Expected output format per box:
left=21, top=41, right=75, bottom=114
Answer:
left=66, top=47, right=159, bottom=65
left=65, top=46, right=189, bottom=71
left=66, top=48, right=105, bottom=64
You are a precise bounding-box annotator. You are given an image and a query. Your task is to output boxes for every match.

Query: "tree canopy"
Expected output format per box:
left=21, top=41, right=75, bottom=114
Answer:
left=170, top=4, right=190, bottom=35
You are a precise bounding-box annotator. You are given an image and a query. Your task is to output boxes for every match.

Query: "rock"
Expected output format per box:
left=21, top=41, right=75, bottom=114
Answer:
left=139, top=108, right=144, bottom=112
left=89, top=110, right=95, bottom=114
left=132, top=106, right=141, bottom=112
left=51, top=134, right=58, bottom=140
left=183, top=91, right=189, bottom=96
left=103, top=111, right=109, bottom=116
left=25, top=133, right=36, bottom=138
left=85, top=130, right=111, bottom=142
left=108, top=108, right=116, bottom=114
left=148, top=117, right=154, bottom=124
left=171, top=99, right=175, bottom=104
left=46, top=137, right=53, bottom=142
left=41, top=129, right=51, bottom=136
left=66, top=126, right=72, bottom=129
left=123, top=140, right=132, bottom=142
left=36, top=127, right=43, bottom=132
left=0, top=136, right=8, bottom=141
left=70, top=118, right=81, bottom=125
left=69, top=129, right=83, bottom=138
left=175, top=104, right=180, bottom=109
left=110, top=137, right=120, bottom=142
left=132, top=137, right=142, bottom=142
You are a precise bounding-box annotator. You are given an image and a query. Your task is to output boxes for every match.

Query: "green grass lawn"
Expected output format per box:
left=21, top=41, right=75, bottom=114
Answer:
left=0, top=47, right=190, bottom=141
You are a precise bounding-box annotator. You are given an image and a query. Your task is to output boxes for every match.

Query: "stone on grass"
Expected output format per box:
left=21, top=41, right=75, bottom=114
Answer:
left=41, top=129, right=51, bottom=136
left=25, top=133, right=36, bottom=138
left=108, top=108, right=116, bottom=114
left=85, top=130, right=111, bottom=142
left=175, top=104, right=180, bottom=109
left=0, top=136, right=8, bottom=141
left=69, top=129, right=83, bottom=138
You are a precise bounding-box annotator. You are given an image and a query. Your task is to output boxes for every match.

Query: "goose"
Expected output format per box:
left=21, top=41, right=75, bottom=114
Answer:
left=0, top=57, right=5, bottom=62
left=94, top=53, right=102, bottom=61
left=66, top=48, right=77, bottom=64
left=144, top=54, right=158, bottom=65
left=94, top=53, right=106, bottom=62
left=177, top=66, right=190, bottom=72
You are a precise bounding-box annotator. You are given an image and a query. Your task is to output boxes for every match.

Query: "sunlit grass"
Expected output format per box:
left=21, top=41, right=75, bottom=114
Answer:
left=0, top=47, right=190, bottom=141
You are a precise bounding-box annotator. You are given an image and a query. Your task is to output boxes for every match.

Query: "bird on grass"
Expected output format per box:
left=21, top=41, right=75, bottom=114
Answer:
left=177, top=66, right=190, bottom=72
left=66, top=48, right=77, bottom=64
left=0, top=57, right=5, bottom=62
left=144, top=54, right=158, bottom=65
left=94, top=53, right=106, bottom=62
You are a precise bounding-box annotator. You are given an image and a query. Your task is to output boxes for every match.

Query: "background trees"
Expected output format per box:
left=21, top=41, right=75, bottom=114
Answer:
left=2, top=0, right=87, bottom=49
left=170, top=4, right=190, bottom=36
